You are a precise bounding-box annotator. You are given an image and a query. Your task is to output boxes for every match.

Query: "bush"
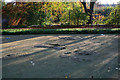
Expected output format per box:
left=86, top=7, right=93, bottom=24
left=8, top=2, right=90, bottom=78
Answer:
left=2, top=28, right=119, bottom=35
left=105, top=4, right=120, bottom=25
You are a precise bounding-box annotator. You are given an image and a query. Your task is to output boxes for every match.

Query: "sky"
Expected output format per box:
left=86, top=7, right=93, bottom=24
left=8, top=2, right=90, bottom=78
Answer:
left=96, top=0, right=120, bottom=4
left=3, top=0, right=120, bottom=4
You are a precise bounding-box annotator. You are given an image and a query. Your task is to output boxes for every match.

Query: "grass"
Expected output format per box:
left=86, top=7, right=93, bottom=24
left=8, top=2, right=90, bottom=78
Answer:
left=1, top=28, right=120, bottom=35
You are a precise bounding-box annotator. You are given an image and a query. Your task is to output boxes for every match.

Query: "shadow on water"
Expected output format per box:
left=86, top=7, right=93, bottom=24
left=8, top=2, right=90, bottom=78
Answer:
left=2, top=34, right=49, bottom=44
left=2, top=34, right=119, bottom=78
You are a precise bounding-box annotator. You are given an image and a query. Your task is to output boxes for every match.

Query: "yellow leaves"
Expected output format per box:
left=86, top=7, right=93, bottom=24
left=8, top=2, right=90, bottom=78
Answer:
left=110, top=13, right=112, bottom=16
left=65, top=74, right=71, bottom=78
left=44, top=4, right=47, bottom=7
left=93, top=16, right=95, bottom=19
left=65, top=76, right=67, bottom=78
left=70, top=7, right=73, bottom=10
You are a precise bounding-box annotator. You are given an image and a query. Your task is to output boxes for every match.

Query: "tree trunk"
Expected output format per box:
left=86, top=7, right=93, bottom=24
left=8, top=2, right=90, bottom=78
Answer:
left=81, top=2, right=87, bottom=13
left=81, top=1, right=96, bottom=24
left=69, top=10, right=70, bottom=25
left=89, top=2, right=95, bottom=24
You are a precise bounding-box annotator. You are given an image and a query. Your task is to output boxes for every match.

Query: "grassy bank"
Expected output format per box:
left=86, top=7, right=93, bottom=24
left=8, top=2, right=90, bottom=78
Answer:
left=1, top=28, right=120, bottom=35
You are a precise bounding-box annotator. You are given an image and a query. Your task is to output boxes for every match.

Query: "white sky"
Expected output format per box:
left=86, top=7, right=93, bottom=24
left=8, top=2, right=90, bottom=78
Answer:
left=3, top=0, right=120, bottom=4
left=96, top=0, right=120, bottom=4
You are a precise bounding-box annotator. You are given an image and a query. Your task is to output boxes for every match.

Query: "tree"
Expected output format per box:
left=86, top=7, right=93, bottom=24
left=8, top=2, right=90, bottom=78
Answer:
left=105, top=4, right=120, bottom=25
left=80, top=0, right=97, bottom=24
left=60, top=2, right=88, bottom=25
left=2, top=2, right=46, bottom=27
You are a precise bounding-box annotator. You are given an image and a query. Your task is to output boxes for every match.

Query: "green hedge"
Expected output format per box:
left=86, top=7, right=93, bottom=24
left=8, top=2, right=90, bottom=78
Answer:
left=1, top=28, right=120, bottom=35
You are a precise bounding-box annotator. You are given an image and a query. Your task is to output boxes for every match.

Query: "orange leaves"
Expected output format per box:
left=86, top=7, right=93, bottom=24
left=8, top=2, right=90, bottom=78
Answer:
left=102, top=10, right=105, bottom=12
left=12, top=18, right=22, bottom=26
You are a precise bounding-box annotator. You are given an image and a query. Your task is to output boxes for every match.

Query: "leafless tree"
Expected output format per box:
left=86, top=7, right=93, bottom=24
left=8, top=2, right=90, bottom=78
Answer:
left=80, top=0, right=97, bottom=24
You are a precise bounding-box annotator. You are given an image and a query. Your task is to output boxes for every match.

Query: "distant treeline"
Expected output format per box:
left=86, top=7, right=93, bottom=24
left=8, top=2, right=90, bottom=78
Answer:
left=2, top=2, right=120, bottom=28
